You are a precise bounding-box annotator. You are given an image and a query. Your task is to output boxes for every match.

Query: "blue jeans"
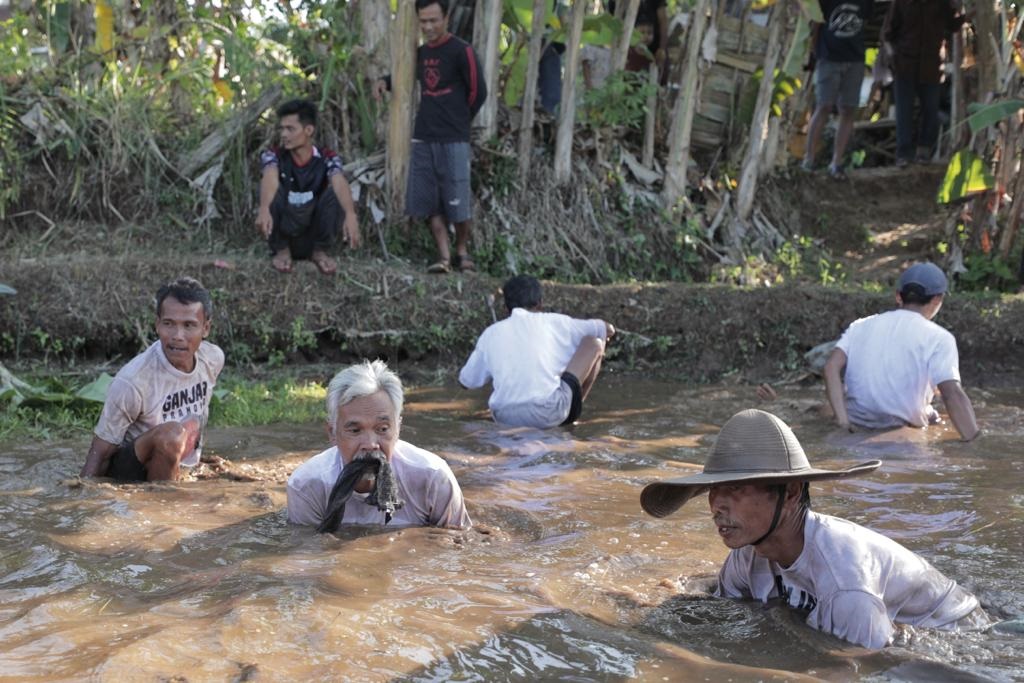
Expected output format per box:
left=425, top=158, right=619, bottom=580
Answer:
left=894, top=77, right=940, bottom=161
left=538, top=43, right=563, bottom=114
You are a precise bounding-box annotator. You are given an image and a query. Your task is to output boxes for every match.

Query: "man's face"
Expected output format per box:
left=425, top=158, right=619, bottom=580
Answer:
left=707, top=483, right=782, bottom=550
left=155, top=297, right=210, bottom=373
left=418, top=2, right=448, bottom=43
left=278, top=113, right=314, bottom=151
left=330, top=390, right=401, bottom=466
left=637, top=23, right=655, bottom=48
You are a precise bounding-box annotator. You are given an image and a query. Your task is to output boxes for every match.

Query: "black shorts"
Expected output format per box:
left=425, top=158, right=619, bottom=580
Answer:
left=559, top=371, right=583, bottom=426
left=107, top=440, right=148, bottom=482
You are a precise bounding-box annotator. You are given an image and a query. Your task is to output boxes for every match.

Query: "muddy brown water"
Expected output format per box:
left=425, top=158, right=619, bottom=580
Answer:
left=1, top=378, right=1022, bottom=682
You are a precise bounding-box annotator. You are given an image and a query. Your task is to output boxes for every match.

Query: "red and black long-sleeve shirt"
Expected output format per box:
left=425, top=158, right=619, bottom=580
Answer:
left=413, top=33, right=487, bottom=143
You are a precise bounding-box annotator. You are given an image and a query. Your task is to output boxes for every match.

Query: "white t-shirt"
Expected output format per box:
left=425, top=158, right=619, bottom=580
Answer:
left=286, top=441, right=471, bottom=530
left=836, top=309, right=961, bottom=428
left=715, top=511, right=979, bottom=649
left=94, top=341, right=225, bottom=467
left=458, top=308, right=607, bottom=413
left=580, top=44, right=613, bottom=89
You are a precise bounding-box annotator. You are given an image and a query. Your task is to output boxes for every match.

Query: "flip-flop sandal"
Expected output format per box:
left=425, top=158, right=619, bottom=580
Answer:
left=271, top=250, right=293, bottom=273
left=458, top=257, right=477, bottom=273
left=311, top=251, right=337, bottom=275
left=426, top=260, right=451, bottom=274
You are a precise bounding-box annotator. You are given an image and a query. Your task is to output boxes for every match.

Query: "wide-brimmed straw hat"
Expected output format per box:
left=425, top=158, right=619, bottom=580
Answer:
left=640, top=409, right=881, bottom=518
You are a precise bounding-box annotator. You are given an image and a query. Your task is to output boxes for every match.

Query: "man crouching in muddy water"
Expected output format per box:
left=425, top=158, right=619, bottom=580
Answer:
left=641, top=409, right=988, bottom=649
left=80, top=277, right=225, bottom=481
left=287, top=360, right=471, bottom=531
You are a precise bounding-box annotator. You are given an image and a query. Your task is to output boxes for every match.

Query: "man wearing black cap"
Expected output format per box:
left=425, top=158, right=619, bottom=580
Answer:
left=640, top=409, right=987, bottom=649
left=823, top=262, right=980, bottom=440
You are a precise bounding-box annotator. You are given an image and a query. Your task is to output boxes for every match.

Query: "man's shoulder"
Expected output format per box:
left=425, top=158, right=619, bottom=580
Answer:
left=112, top=342, right=162, bottom=383
left=288, top=446, right=339, bottom=490
left=197, top=341, right=226, bottom=372
left=394, top=440, right=451, bottom=473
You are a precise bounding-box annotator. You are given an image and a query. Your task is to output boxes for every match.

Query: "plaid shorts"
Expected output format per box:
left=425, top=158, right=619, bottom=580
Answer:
left=405, top=141, right=473, bottom=223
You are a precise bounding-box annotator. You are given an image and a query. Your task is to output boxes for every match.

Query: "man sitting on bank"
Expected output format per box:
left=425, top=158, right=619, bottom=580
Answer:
left=256, top=98, right=361, bottom=275
left=458, top=275, right=615, bottom=429
left=823, top=262, right=980, bottom=440
left=80, top=277, right=225, bottom=481
left=287, top=360, right=471, bottom=530
left=640, top=409, right=988, bottom=649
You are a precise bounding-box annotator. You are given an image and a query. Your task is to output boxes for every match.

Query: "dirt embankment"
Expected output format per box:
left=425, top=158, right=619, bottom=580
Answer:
left=2, top=255, right=1022, bottom=385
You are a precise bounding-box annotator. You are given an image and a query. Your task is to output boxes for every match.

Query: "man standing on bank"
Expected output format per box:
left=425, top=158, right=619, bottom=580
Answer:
left=641, top=409, right=987, bottom=649
left=256, top=99, right=362, bottom=275
left=459, top=275, right=614, bottom=429
left=80, top=277, right=225, bottom=481
left=802, top=0, right=873, bottom=180
left=373, top=0, right=488, bottom=274
left=823, top=261, right=979, bottom=440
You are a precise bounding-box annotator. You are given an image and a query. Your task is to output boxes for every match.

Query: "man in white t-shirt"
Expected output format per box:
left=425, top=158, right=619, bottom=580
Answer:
left=287, top=360, right=471, bottom=530
left=459, top=275, right=615, bottom=429
left=640, top=409, right=987, bottom=649
left=824, top=262, right=979, bottom=440
left=80, top=277, right=225, bottom=481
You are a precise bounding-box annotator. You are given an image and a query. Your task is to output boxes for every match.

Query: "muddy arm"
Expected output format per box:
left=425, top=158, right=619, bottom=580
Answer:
left=823, top=348, right=851, bottom=430
left=938, top=379, right=980, bottom=441
left=256, top=166, right=279, bottom=239
left=80, top=436, right=118, bottom=477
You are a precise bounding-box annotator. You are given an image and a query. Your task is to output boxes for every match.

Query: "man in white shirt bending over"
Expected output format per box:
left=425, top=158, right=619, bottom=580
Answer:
left=823, top=262, right=980, bottom=440
left=641, top=409, right=988, bottom=649
left=459, top=275, right=615, bottom=429
left=287, top=360, right=471, bottom=531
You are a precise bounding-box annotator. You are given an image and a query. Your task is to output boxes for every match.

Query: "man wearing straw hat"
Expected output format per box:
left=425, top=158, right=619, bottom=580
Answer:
left=641, top=409, right=987, bottom=649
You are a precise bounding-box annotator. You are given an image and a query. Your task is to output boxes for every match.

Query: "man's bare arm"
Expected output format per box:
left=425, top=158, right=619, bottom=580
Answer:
left=823, top=348, right=851, bottom=430
left=330, top=173, right=362, bottom=248
left=938, top=379, right=980, bottom=441
left=81, top=436, right=119, bottom=477
left=256, top=167, right=280, bottom=239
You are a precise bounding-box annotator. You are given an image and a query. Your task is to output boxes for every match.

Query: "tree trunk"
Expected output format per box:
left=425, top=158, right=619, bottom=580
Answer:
left=387, top=1, right=417, bottom=213
left=662, top=0, right=710, bottom=207
left=611, top=0, right=641, bottom=73
left=554, top=0, right=587, bottom=184
left=730, top=1, right=786, bottom=243
left=642, top=62, right=658, bottom=168
left=973, top=0, right=1000, bottom=100
left=360, top=0, right=391, bottom=80
left=518, top=0, right=548, bottom=184
left=474, top=0, right=503, bottom=140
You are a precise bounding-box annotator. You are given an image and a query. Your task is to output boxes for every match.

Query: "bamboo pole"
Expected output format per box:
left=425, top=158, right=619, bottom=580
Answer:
left=387, top=0, right=417, bottom=213
left=554, top=0, right=588, bottom=184
left=518, top=0, right=548, bottom=184
left=662, top=0, right=710, bottom=208
left=611, top=0, right=641, bottom=73
left=474, top=0, right=503, bottom=140
left=730, top=1, right=786, bottom=243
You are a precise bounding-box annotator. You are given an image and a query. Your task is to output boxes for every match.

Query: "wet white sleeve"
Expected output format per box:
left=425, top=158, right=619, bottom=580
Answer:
left=714, top=551, right=753, bottom=599
left=93, top=377, right=143, bottom=446
left=425, top=465, right=472, bottom=530
left=458, top=343, right=491, bottom=389
left=815, top=589, right=893, bottom=649
left=286, top=478, right=326, bottom=526
left=928, top=333, right=961, bottom=386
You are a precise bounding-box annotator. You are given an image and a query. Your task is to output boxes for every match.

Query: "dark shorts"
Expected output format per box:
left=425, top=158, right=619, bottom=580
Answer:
left=814, top=59, right=864, bottom=110
left=405, top=141, right=473, bottom=223
left=559, top=371, right=583, bottom=426
left=107, top=440, right=148, bottom=482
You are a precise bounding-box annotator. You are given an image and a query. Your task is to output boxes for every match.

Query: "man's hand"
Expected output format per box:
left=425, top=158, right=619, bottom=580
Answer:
left=605, top=322, right=616, bottom=340
left=372, top=79, right=389, bottom=101
left=344, top=212, right=361, bottom=249
left=256, top=207, right=273, bottom=239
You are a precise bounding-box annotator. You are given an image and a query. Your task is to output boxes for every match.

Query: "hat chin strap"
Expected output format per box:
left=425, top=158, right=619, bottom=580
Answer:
left=750, top=488, right=786, bottom=546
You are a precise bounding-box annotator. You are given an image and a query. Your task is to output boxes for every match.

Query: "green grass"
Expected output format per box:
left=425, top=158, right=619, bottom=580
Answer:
left=0, top=374, right=329, bottom=442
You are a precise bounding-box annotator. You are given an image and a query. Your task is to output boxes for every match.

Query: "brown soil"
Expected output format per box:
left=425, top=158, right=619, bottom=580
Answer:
left=3, top=166, right=1021, bottom=386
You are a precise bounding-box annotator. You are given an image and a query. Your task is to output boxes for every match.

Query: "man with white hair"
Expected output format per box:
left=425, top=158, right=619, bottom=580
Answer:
left=287, top=360, right=471, bottom=530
